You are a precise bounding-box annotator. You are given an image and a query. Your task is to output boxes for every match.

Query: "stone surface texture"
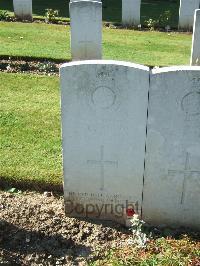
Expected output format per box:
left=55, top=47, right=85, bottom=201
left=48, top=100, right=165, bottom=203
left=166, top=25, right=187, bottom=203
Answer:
left=122, top=0, right=141, bottom=26
left=191, top=9, right=200, bottom=65
left=70, top=0, right=102, bottom=60
left=143, top=66, right=200, bottom=230
left=179, top=0, right=200, bottom=30
left=13, top=0, right=32, bottom=21
left=60, top=60, right=149, bottom=225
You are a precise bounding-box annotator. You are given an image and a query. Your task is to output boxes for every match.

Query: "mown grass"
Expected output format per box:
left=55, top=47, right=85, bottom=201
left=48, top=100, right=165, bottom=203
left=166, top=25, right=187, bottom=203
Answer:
left=0, top=0, right=179, bottom=25
left=0, top=72, right=62, bottom=187
left=0, top=22, right=192, bottom=66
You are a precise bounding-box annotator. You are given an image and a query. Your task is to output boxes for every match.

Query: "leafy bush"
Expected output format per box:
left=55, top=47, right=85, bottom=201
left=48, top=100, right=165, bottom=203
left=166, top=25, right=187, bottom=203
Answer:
left=45, top=9, right=59, bottom=23
left=145, top=10, right=172, bottom=31
left=144, top=18, right=158, bottom=31
left=0, top=10, right=9, bottom=21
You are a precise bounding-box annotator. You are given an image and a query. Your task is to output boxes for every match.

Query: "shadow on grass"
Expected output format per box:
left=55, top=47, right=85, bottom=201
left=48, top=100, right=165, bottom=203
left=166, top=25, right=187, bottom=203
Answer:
left=0, top=176, right=63, bottom=193
left=0, top=54, right=70, bottom=63
left=0, top=220, right=91, bottom=265
left=1, top=0, right=179, bottom=26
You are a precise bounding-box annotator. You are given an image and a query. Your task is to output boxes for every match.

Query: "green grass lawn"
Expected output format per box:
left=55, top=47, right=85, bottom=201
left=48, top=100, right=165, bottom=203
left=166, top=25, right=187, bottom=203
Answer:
left=0, top=22, right=191, bottom=66
left=0, top=72, right=62, bottom=188
left=0, top=0, right=179, bottom=25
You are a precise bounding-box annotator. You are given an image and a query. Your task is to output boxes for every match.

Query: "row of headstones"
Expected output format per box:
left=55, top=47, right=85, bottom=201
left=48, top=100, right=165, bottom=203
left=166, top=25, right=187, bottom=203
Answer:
left=60, top=61, right=200, bottom=230
left=122, top=0, right=200, bottom=30
left=70, top=0, right=200, bottom=66
left=12, top=0, right=140, bottom=25
left=13, top=0, right=200, bottom=30
left=62, top=2, right=200, bottom=231
left=12, top=0, right=200, bottom=65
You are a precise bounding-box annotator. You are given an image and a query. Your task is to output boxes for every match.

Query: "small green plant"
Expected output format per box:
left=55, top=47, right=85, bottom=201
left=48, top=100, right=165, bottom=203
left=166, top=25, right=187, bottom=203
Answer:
left=45, top=9, right=59, bottom=23
left=145, top=10, right=172, bottom=31
left=0, top=10, right=9, bottom=21
left=7, top=187, right=22, bottom=194
left=144, top=18, right=158, bottom=31
left=129, top=214, right=149, bottom=248
left=38, top=61, right=57, bottom=74
left=5, top=57, right=15, bottom=73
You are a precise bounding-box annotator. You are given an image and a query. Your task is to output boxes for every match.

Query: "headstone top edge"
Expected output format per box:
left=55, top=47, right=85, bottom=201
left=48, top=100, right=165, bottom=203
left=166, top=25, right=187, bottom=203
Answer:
left=152, top=66, right=200, bottom=74
left=70, top=0, right=102, bottom=7
left=60, top=60, right=149, bottom=72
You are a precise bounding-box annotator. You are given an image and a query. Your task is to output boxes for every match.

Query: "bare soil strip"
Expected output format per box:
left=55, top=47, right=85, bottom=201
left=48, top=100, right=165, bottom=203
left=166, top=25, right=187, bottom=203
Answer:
left=0, top=191, right=130, bottom=265
left=0, top=57, right=66, bottom=75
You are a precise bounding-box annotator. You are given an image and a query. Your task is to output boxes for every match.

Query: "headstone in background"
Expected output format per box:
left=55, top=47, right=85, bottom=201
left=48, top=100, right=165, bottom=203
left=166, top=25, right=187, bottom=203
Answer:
left=122, top=0, right=141, bottom=27
left=179, top=0, right=200, bottom=30
left=70, top=0, right=101, bottom=2
left=191, top=9, right=200, bottom=65
left=13, top=0, right=32, bottom=21
left=60, top=60, right=149, bottom=225
left=70, top=0, right=102, bottom=60
left=143, top=66, right=200, bottom=230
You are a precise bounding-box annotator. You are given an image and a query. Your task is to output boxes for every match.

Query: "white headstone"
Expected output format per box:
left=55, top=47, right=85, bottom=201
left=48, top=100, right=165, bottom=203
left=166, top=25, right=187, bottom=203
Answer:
left=143, top=66, right=200, bottom=230
left=179, top=0, right=200, bottom=30
left=70, top=0, right=102, bottom=60
left=122, top=0, right=141, bottom=26
left=13, top=0, right=32, bottom=21
left=60, top=60, right=149, bottom=225
left=70, top=0, right=101, bottom=2
left=191, top=9, right=200, bottom=65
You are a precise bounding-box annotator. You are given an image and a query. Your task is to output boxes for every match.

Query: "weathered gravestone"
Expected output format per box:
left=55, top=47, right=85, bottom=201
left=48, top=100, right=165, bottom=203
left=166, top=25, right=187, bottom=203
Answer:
left=60, top=60, right=149, bottom=224
left=70, top=0, right=102, bottom=60
left=191, top=9, right=200, bottom=65
left=179, top=0, right=200, bottom=30
left=13, top=0, right=32, bottom=21
left=143, top=66, right=200, bottom=229
left=122, top=0, right=141, bottom=26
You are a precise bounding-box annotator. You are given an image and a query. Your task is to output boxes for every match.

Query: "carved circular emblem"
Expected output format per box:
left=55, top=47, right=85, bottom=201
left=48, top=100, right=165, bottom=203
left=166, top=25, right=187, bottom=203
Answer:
left=91, top=86, right=116, bottom=109
left=181, top=91, right=200, bottom=116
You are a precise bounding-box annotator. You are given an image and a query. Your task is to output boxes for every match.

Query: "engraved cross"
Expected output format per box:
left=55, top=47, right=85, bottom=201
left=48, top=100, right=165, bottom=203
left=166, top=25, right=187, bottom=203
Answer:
left=168, top=152, right=200, bottom=204
left=87, top=145, right=118, bottom=191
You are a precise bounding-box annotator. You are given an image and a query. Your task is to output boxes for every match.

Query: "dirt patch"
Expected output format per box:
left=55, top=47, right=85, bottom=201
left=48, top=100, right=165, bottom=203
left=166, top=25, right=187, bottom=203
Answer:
left=0, top=58, right=157, bottom=76
left=0, top=58, right=64, bottom=76
left=0, top=190, right=130, bottom=265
